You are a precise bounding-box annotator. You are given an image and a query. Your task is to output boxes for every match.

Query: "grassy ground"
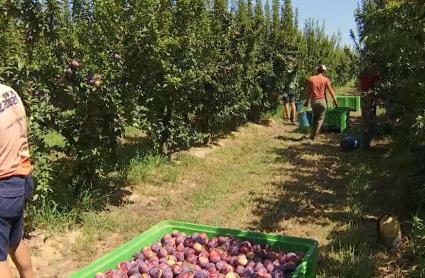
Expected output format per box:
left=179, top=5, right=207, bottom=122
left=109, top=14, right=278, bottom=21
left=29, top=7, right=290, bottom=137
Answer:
left=336, top=80, right=357, bottom=95
left=25, top=84, right=423, bottom=277
left=21, top=109, right=423, bottom=277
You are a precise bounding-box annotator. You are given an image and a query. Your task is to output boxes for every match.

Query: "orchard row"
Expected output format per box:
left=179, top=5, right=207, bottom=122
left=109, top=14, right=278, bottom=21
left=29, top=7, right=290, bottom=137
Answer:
left=0, top=0, right=354, bottom=201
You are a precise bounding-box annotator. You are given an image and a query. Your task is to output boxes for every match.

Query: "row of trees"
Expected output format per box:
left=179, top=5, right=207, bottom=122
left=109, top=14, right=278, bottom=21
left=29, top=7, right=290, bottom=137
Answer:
left=0, top=0, right=355, bottom=202
left=355, top=0, right=425, bottom=210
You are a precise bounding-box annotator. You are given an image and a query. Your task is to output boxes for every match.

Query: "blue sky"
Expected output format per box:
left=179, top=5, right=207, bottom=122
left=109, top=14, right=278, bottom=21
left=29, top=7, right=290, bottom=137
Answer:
left=292, top=0, right=360, bottom=47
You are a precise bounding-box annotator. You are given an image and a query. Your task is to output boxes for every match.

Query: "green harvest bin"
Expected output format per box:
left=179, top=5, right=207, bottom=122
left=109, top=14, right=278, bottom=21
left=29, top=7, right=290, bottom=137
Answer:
left=336, top=96, right=361, bottom=112
left=70, top=221, right=318, bottom=278
left=324, top=107, right=350, bottom=133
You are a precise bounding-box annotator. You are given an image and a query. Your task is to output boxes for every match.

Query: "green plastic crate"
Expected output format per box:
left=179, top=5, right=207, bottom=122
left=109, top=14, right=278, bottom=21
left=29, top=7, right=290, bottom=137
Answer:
left=70, top=221, right=318, bottom=278
left=324, top=107, right=350, bottom=133
left=335, top=96, right=361, bottom=112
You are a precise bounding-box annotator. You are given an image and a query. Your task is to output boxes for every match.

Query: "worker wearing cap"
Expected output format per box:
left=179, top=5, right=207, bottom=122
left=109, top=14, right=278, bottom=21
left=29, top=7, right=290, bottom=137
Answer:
left=0, top=84, right=34, bottom=278
left=304, top=65, right=339, bottom=140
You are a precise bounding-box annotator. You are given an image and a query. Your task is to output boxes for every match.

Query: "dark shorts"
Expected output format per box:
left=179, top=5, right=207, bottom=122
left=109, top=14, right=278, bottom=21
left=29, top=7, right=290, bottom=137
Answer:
left=283, top=94, right=296, bottom=104
left=0, top=175, right=33, bottom=261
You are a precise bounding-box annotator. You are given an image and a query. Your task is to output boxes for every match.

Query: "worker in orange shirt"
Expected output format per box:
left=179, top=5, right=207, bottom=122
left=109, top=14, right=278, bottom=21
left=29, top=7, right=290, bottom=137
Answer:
left=304, top=65, right=339, bottom=140
left=0, top=84, right=34, bottom=278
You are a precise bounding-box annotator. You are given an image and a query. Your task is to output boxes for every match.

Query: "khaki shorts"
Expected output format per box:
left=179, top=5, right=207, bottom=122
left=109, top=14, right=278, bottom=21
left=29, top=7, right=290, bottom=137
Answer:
left=311, top=99, right=327, bottom=137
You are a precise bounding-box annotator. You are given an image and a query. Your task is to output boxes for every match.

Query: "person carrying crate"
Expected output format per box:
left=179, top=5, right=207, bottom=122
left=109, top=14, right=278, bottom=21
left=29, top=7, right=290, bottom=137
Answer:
left=304, top=65, right=339, bottom=140
left=0, top=84, right=34, bottom=278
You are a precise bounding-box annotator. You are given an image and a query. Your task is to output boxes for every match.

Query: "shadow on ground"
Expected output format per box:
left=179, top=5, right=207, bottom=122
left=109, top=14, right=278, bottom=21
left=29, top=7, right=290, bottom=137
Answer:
left=249, top=120, right=399, bottom=277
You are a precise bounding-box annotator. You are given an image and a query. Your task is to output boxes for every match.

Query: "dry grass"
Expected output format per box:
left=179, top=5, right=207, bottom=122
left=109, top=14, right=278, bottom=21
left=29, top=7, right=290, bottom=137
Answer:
left=26, top=113, right=418, bottom=277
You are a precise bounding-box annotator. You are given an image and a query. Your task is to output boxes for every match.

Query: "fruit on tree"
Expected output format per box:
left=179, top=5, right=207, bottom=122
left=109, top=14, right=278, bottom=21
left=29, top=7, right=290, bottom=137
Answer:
left=69, top=60, right=81, bottom=70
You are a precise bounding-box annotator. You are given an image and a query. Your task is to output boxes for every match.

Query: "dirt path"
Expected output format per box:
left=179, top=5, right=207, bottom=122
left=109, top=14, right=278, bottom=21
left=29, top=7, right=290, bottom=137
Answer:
left=19, top=118, right=397, bottom=277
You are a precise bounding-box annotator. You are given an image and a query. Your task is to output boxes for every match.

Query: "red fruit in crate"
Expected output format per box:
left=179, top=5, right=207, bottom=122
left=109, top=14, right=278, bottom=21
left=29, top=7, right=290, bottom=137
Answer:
left=207, top=238, right=219, bottom=249
left=162, top=268, right=173, bottom=278
left=206, top=263, right=217, bottom=273
left=216, top=261, right=226, bottom=272
left=172, top=264, right=183, bottom=275
left=151, top=244, right=161, bottom=253
left=166, top=258, right=176, bottom=266
left=257, top=267, right=268, bottom=277
left=193, top=242, right=205, bottom=253
left=246, top=251, right=255, bottom=260
left=164, top=245, right=175, bottom=255
left=157, top=247, right=168, bottom=258
left=209, top=273, right=220, bottom=278
left=162, top=234, right=175, bottom=246
left=128, top=263, right=140, bottom=275
left=219, top=263, right=233, bottom=274
left=239, top=246, right=249, bottom=254
left=277, top=253, right=286, bottom=264
left=281, top=262, right=297, bottom=272
left=176, top=251, right=185, bottom=262
left=266, top=263, right=275, bottom=273
left=244, top=266, right=255, bottom=277
left=271, top=271, right=284, bottom=278
left=184, top=238, right=194, bottom=248
left=199, top=251, right=209, bottom=258
left=198, top=256, right=209, bottom=267
left=149, top=260, right=159, bottom=267
left=273, top=260, right=280, bottom=267
left=225, top=272, right=238, bottom=278
left=149, top=268, right=162, bottom=278
left=265, top=251, right=277, bottom=261
left=172, top=231, right=181, bottom=237
left=177, top=243, right=185, bottom=252
left=229, top=256, right=238, bottom=267
left=261, top=243, right=271, bottom=251
left=187, top=254, right=198, bottom=264
left=263, top=259, right=272, bottom=266
left=209, top=249, right=221, bottom=263
left=216, top=248, right=225, bottom=255
left=237, top=254, right=248, bottom=266
left=218, top=236, right=228, bottom=244
left=199, top=233, right=209, bottom=241
left=253, top=244, right=262, bottom=252
left=255, top=262, right=264, bottom=271
left=176, top=236, right=186, bottom=245
left=184, top=248, right=196, bottom=258
left=235, top=265, right=245, bottom=275
left=159, top=263, right=169, bottom=270
left=229, top=245, right=239, bottom=256
left=134, top=252, right=145, bottom=261
left=285, top=252, right=300, bottom=264
left=118, top=262, right=130, bottom=271
left=143, top=248, right=156, bottom=259
left=221, top=251, right=231, bottom=262
left=138, top=262, right=150, bottom=273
